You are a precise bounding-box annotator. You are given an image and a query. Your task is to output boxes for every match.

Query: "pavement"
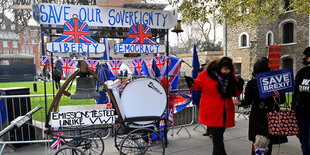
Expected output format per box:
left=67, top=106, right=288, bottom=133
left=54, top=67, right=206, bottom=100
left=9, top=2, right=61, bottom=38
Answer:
left=2, top=115, right=302, bottom=155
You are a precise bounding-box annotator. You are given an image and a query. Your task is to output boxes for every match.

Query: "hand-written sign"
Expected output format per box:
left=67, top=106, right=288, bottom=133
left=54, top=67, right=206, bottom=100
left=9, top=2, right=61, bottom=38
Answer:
left=268, top=45, right=282, bottom=70
left=114, top=44, right=165, bottom=53
left=46, top=42, right=105, bottom=53
left=51, top=109, right=115, bottom=127
left=256, top=68, right=294, bottom=98
left=37, top=3, right=177, bottom=29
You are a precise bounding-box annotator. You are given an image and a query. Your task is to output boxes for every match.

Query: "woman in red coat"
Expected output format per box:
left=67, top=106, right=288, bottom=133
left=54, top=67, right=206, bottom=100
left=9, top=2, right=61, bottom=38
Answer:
left=185, top=57, right=243, bottom=155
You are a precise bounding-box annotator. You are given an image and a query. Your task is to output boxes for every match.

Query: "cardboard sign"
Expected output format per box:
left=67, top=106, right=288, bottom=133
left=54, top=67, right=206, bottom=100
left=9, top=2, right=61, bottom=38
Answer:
left=36, top=3, right=177, bottom=29
left=268, top=45, right=282, bottom=70
left=114, top=44, right=165, bottom=53
left=51, top=108, right=115, bottom=127
left=46, top=42, right=105, bottom=53
left=256, top=68, right=294, bottom=98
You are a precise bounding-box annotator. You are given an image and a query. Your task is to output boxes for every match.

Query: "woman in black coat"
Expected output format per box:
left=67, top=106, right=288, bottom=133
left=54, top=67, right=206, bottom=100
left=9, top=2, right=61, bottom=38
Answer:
left=240, top=57, right=287, bottom=155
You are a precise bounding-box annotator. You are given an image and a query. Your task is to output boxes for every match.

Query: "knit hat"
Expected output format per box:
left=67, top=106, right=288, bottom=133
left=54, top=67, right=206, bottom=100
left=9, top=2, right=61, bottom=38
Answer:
left=303, top=47, right=310, bottom=57
left=252, top=57, right=271, bottom=76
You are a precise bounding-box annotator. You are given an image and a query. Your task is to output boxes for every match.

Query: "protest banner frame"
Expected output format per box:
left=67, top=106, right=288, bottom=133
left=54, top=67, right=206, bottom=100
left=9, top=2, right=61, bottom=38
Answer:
left=36, top=2, right=175, bottom=146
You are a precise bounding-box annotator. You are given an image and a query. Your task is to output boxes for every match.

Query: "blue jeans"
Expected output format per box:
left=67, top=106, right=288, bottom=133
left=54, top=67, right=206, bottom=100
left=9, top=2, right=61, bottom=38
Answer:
left=297, top=114, right=310, bottom=155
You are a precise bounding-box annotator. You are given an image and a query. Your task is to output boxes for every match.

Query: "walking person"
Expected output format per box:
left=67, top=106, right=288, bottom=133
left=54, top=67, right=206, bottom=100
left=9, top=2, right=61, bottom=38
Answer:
left=292, top=47, right=310, bottom=155
left=240, top=57, right=287, bottom=155
left=185, top=57, right=244, bottom=155
left=53, top=67, right=62, bottom=90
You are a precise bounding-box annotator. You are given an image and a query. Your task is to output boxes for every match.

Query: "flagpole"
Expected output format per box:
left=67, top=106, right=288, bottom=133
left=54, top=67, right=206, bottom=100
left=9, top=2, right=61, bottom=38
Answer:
left=41, top=25, right=48, bottom=127
left=164, top=29, right=169, bottom=146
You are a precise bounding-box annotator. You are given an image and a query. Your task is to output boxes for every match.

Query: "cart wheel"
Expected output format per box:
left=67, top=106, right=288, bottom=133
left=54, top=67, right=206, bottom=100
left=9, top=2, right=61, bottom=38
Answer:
left=99, top=128, right=111, bottom=140
left=114, top=124, right=132, bottom=150
left=119, top=128, right=165, bottom=155
left=114, top=126, right=123, bottom=150
left=80, top=131, right=105, bottom=155
left=55, top=146, right=85, bottom=155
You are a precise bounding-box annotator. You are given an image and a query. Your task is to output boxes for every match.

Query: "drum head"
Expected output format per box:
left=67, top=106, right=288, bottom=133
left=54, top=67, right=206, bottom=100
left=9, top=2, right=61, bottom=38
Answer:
left=120, top=78, right=167, bottom=122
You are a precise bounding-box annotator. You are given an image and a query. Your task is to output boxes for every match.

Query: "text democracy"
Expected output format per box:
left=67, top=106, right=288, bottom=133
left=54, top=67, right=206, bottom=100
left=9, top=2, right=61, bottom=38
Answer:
left=38, top=3, right=175, bottom=29
left=114, top=44, right=165, bottom=53
left=46, top=42, right=105, bottom=53
left=261, top=72, right=291, bottom=92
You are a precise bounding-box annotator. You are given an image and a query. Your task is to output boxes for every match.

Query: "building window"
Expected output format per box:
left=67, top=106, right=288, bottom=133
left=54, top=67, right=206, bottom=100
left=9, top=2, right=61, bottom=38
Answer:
left=3, top=41, right=7, bottom=48
left=282, top=57, right=293, bottom=69
left=1, top=24, right=6, bottom=30
left=239, top=32, right=250, bottom=48
left=13, top=42, right=18, bottom=48
left=11, top=24, right=15, bottom=30
left=241, top=35, right=247, bottom=46
left=283, top=23, right=294, bottom=44
left=279, top=19, right=297, bottom=45
left=266, top=31, right=274, bottom=46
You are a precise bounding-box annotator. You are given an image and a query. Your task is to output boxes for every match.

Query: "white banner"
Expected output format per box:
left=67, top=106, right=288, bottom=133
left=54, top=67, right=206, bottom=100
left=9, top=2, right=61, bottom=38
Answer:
left=37, top=3, right=177, bottom=29
left=51, top=109, right=115, bottom=127
left=46, top=42, right=105, bottom=53
left=114, top=44, right=165, bottom=53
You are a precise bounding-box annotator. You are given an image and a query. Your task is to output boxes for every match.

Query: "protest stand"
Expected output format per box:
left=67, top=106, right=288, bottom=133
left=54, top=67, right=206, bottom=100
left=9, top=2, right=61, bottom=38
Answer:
left=32, top=2, right=184, bottom=154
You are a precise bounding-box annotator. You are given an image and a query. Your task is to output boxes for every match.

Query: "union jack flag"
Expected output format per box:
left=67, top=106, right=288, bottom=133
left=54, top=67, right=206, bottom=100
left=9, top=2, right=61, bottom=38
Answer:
left=122, top=24, right=157, bottom=44
left=86, top=60, right=99, bottom=71
left=70, top=61, right=79, bottom=74
left=161, top=57, right=182, bottom=90
left=42, top=56, right=49, bottom=65
left=153, top=56, right=166, bottom=72
left=107, top=60, right=122, bottom=77
left=40, top=56, right=49, bottom=74
left=55, top=17, right=96, bottom=43
left=144, top=58, right=154, bottom=78
left=50, top=128, right=65, bottom=150
left=158, top=109, right=174, bottom=138
left=127, top=61, right=135, bottom=73
left=145, top=58, right=153, bottom=69
left=132, top=58, right=144, bottom=76
left=169, top=92, right=192, bottom=113
left=60, top=58, right=75, bottom=77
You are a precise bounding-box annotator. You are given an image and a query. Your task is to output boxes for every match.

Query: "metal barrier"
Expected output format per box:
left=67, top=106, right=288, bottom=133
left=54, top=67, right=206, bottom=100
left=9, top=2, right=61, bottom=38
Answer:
left=0, top=94, right=98, bottom=154
left=169, top=89, right=195, bottom=138
left=0, top=88, right=197, bottom=153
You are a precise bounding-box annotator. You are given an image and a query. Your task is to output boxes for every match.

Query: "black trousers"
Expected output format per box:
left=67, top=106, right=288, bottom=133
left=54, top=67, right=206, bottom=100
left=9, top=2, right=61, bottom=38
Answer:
left=208, top=127, right=227, bottom=155
left=55, top=79, right=61, bottom=89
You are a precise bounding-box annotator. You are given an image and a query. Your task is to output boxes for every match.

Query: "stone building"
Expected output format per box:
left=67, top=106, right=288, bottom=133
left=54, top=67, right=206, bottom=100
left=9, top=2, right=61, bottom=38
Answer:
left=225, top=11, right=309, bottom=80
left=0, top=15, right=40, bottom=82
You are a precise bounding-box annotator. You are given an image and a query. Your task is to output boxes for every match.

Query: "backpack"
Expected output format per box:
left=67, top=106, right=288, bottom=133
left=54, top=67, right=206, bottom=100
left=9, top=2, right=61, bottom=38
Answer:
left=54, top=69, right=62, bottom=78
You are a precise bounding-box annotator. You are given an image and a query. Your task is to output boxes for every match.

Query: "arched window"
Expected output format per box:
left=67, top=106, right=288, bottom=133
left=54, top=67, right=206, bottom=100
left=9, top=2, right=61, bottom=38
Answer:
left=279, top=19, right=297, bottom=45
left=283, top=23, right=294, bottom=43
left=280, top=55, right=296, bottom=75
left=266, top=31, right=274, bottom=46
left=282, top=57, right=293, bottom=69
left=239, top=32, right=249, bottom=48
left=241, top=35, right=247, bottom=47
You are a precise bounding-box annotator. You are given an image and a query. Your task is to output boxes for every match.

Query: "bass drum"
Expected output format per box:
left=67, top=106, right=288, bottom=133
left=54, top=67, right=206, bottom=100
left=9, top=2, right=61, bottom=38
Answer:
left=119, top=77, right=167, bottom=125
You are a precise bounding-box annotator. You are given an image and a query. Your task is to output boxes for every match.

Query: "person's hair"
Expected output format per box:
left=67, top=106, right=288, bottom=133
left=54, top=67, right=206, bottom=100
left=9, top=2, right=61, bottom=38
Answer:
left=302, top=56, right=310, bottom=65
left=252, top=57, right=271, bottom=77
left=218, top=57, right=235, bottom=73
left=206, top=57, right=235, bottom=73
